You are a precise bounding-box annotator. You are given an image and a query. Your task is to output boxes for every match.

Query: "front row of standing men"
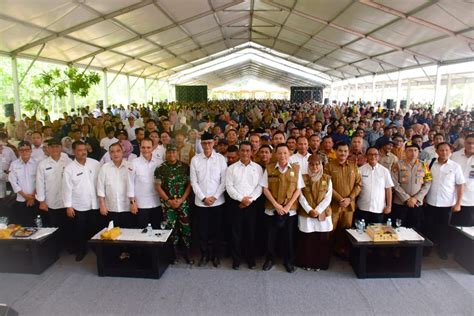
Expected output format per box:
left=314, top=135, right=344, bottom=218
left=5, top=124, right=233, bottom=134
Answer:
left=7, top=133, right=471, bottom=270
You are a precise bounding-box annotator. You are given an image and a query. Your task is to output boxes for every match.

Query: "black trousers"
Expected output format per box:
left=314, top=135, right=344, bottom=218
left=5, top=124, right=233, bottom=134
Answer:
left=450, top=206, right=474, bottom=227
left=11, top=201, right=38, bottom=226
left=72, top=209, right=98, bottom=254
left=136, top=206, right=163, bottom=229
left=101, top=211, right=135, bottom=229
left=229, top=200, right=257, bottom=266
left=390, top=203, right=424, bottom=230
left=355, top=209, right=384, bottom=224
left=196, top=205, right=223, bottom=258
left=48, top=208, right=73, bottom=250
left=426, top=204, right=451, bottom=254
left=265, top=213, right=296, bottom=264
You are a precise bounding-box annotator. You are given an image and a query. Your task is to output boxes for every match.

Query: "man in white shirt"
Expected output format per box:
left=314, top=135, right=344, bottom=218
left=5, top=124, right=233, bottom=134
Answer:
left=0, top=133, right=17, bottom=198
left=36, top=139, right=72, bottom=247
left=190, top=132, right=227, bottom=267
left=98, top=142, right=133, bottom=229
left=426, top=142, right=465, bottom=259
left=125, top=115, right=138, bottom=142
left=31, top=131, right=47, bottom=161
left=260, top=143, right=304, bottom=273
left=100, top=127, right=118, bottom=152
left=62, top=141, right=101, bottom=261
left=226, top=141, right=263, bottom=270
left=289, top=136, right=311, bottom=175
left=8, top=141, right=38, bottom=226
left=420, top=133, right=444, bottom=162
left=451, top=133, right=474, bottom=226
left=356, top=147, right=394, bottom=224
left=128, top=138, right=163, bottom=229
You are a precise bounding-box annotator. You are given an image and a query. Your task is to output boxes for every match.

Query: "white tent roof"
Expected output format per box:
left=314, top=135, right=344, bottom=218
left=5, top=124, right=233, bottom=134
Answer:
left=1, top=0, right=473, bottom=87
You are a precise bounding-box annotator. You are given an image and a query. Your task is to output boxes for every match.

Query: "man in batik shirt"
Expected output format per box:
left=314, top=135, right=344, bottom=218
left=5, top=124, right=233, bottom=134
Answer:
left=155, top=144, right=193, bottom=264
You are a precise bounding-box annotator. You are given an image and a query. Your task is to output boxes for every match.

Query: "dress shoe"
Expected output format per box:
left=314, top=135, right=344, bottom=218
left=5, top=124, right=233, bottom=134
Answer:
left=248, top=263, right=256, bottom=270
left=232, top=262, right=240, bottom=270
left=75, top=251, right=87, bottom=262
left=198, top=256, right=209, bottom=267
left=212, top=256, right=220, bottom=268
left=284, top=263, right=296, bottom=273
left=262, top=259, right=274, bottom=271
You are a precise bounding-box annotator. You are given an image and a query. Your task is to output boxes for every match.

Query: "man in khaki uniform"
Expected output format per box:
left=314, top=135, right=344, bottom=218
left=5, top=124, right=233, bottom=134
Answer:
left=379, top=139, right=398, bottom=171
left=324, top=142, right=361, bottom=258
left=260, top=143, right=304, bottom=273
left=390, top=143, right=432, bottom=230
left=175, top=131, right=195, bottom=164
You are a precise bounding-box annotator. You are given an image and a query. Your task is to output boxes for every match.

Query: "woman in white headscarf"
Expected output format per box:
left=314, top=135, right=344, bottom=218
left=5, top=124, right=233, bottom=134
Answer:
left=296, top=153, right=333, bottom=271
left=61, top=136, right=74, bottom=158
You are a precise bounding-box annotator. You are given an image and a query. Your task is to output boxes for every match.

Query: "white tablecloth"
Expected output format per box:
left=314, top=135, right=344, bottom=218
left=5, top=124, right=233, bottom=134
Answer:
left=92, top=228, right=172, bottom=243
left=455, top=226, right=474, bottom=239
left=347, top=227, right=425, bottom=243
left=11, top=227, right=58, bottom=240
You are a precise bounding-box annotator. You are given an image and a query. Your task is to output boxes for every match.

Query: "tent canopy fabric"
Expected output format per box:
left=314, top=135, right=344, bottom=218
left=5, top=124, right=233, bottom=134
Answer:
left=1, top=0, right=473, bottom=88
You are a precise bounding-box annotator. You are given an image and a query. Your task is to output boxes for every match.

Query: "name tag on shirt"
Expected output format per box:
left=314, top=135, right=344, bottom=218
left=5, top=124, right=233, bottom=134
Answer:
left=76, top=172, right=83, bottom=176
left=45, top=167, right=52, bottom=171
left=362, top=174, right=368, bottom=178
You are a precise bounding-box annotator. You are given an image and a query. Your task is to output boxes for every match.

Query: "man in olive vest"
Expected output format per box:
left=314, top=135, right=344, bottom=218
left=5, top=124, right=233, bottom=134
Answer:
left=324, top=142, right=362, bottom=259
left=260, top=143, right=304, bottom=273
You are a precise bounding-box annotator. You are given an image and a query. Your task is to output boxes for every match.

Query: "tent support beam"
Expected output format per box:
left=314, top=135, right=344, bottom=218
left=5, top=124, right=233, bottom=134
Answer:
left=19, top=44, right=45, bottom=86
left=103, top=69, right=108, bottom=109
left=11, top=56, right=21, bottom=119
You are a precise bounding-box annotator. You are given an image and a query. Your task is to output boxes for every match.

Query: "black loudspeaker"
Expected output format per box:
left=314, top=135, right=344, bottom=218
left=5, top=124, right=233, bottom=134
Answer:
left=4, top=103, right=13, bottom=117
left=386, top=99, right=394, bottom=109
left=96, top=100, right=103, bottom=109
left=290, top=86, right=323, bottom=103
left=324, top=98, right=329, bottom=105
left=0, top=304, right=18, bottom=316
left=400, top=100, right=407, bottom=109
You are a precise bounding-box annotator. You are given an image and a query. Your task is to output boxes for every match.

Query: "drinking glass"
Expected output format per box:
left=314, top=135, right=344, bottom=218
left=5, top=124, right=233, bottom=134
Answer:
left=395, top=218, right=402, bottom=231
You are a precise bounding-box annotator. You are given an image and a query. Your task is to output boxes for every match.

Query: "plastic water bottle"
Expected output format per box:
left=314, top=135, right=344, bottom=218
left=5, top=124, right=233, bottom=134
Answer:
left=360, top=219, right=366, bottom=232
left=386, top=218, right=392, bottom=227
left=147, top=223, right=153, bottom=237
left=35, top=215, right=43, bottom=228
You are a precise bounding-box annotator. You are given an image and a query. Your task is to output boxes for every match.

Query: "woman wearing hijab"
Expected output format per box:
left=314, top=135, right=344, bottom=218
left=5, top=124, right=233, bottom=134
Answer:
left=296, top=154, right=333, bottom=271
left=61, top=136, right=74, bottom=158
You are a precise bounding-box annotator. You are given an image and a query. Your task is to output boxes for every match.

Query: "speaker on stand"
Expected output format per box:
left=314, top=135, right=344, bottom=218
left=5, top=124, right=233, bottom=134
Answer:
left=3, top=103, right=14, bottom=117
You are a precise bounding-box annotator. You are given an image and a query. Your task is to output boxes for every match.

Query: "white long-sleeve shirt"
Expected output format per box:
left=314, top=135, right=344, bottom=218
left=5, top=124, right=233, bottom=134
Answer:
left=97, top=160, right=130, bottom=213
left=62, top=158, right=100, bottom=211
left=289, top=152, right=311, bottom=175
left=8, top=158, right=38, bottom=202
left=427, top=159, right=465, bottom=207
left=298, top=179, right=333, bottom=232
left=0, top=146, right=17, bottom=198
left=190, top=152, right=227, bottom=207
left=451, top=150, right=474, bottom=206
left=357, top=163, right=394, bottom=213
left=31, top=145, right=47, bottom=161
left=225, top=160, right=263, bottom=202
left=127, top=155, right=161, bottom=209
left=36, top=155, right=72, bottom=209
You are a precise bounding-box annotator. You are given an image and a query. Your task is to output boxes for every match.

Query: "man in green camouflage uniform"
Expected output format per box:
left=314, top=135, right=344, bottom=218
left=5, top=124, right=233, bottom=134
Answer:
left=155, top=144, right=193, bottom=264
